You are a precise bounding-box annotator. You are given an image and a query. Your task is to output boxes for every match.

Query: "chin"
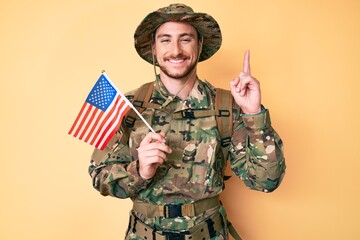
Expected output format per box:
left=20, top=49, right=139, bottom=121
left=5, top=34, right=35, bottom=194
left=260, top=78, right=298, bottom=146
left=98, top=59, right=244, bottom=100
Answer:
left=161, top=67, right=196, bottom=80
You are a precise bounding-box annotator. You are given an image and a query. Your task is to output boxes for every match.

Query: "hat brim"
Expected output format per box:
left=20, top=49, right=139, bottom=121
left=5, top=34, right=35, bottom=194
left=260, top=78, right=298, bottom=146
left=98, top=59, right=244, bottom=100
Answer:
left=134, top=11, right=222, bottom=64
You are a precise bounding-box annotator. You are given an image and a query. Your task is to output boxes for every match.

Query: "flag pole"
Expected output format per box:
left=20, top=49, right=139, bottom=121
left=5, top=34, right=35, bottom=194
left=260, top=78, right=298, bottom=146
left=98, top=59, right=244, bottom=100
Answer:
left=127, top=102, right=156, bottom=133
left=102, top=70, right=155, bottom=133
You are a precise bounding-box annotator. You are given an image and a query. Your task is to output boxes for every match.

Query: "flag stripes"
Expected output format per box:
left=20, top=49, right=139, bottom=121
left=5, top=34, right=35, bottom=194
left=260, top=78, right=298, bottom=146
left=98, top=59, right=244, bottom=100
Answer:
left=68, top=73, right=131, bottom=150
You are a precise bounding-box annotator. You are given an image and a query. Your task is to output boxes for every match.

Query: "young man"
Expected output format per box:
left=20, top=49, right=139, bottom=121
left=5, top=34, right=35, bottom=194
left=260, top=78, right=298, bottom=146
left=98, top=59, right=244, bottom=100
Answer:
left=89, top=4, right=286, bottom=240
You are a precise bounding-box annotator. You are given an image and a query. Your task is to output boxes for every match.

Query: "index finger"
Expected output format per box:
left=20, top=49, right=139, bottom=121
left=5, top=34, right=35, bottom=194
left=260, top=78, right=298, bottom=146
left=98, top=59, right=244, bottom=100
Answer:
left=243, top=50, right=251, bottom=74
left=141, top=132, right=166, bottom=146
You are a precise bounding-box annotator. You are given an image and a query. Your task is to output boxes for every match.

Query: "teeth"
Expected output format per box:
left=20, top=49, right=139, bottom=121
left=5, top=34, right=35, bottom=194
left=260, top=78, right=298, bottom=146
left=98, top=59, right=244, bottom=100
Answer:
left=169, top=59, right=185, bottom=63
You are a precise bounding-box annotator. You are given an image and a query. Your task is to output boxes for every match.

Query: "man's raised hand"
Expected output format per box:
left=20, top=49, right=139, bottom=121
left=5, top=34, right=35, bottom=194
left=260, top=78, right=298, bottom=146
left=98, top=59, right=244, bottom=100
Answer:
left=230, top=50, right=262, bottom=114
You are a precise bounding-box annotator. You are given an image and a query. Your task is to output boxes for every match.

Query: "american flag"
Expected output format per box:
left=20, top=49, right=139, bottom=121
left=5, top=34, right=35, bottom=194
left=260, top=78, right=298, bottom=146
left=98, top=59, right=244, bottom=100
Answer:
left=68, top=72, right=130, bottom=150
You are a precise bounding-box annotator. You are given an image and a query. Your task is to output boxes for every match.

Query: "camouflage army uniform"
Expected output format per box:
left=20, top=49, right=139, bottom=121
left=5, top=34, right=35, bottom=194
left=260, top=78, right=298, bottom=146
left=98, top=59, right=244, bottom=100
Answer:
left=89, top=76, right=286, bottom=239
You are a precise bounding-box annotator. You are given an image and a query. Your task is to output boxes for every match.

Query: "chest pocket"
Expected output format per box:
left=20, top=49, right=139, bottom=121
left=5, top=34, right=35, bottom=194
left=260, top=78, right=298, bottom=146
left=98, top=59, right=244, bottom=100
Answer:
left=197, top=129, right=223, bottom=189
left=184, top=116, right=223, bottom=188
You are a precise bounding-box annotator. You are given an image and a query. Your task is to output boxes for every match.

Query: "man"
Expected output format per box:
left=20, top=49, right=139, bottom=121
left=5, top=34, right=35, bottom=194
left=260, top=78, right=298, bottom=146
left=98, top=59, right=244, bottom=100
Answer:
left=89, top=4, right=286, bottom=240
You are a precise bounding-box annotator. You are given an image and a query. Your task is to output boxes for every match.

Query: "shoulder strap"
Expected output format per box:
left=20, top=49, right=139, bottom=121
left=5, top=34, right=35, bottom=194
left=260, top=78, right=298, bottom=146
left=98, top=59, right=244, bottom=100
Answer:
left=228, top=221, right=243, bottom=240
left=215, top=88, right=233, bottom=160
left=119, top=81, right=154, bottom=145
left=133, top=81, right=154, bottom=110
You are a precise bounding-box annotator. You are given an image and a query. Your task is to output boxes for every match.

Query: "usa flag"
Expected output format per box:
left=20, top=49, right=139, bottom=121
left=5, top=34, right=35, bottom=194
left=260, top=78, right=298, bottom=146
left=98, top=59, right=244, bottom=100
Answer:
left=68, top=72, right=130, bottom=150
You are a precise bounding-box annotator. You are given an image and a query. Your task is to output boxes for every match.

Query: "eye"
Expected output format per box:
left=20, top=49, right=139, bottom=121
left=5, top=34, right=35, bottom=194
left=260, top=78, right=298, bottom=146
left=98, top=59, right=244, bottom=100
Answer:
left=160, top=38, right=170, bottom=43
left=181, top=38, right=191, bottom=43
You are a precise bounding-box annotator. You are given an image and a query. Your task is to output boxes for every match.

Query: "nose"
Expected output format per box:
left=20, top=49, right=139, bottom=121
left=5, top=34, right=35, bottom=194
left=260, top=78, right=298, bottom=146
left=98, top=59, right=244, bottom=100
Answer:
left=171, top=41, right=183, bottom=56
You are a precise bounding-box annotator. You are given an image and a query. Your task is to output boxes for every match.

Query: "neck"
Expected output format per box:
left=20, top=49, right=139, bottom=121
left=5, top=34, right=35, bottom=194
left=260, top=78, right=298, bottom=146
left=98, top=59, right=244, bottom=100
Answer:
left=159, top=70, right=197, bottom=100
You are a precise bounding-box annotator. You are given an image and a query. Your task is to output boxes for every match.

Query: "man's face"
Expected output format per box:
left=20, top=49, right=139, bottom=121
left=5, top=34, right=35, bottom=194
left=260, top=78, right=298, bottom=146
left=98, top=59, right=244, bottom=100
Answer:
left=153, top=21, right=201, bottom=80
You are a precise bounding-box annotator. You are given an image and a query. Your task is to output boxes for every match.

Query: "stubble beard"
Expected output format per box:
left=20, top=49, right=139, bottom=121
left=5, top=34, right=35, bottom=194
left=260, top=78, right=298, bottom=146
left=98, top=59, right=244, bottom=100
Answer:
left=158, top=58, right=197, bottom=80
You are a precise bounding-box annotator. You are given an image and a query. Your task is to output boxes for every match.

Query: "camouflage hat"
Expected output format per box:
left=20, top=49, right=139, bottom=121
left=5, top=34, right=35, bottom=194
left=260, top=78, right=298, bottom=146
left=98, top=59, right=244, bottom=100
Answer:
left=134, top=4, right=222, bottom=65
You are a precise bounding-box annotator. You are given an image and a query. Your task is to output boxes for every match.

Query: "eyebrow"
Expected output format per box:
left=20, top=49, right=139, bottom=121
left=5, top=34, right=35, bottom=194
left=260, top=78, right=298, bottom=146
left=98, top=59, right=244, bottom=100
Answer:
left=156, top=33, right=196, bottom=39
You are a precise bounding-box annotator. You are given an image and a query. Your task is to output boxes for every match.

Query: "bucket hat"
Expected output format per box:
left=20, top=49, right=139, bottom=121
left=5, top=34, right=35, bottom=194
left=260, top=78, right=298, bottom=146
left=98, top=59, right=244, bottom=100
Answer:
left=134, top=4, right=222, bottom=65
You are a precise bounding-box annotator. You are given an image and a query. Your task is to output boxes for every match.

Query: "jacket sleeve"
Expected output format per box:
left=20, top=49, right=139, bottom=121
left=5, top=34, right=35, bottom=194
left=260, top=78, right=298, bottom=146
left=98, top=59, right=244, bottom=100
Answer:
left=88, top=125, right=152, bottom=199
left=229, top=107, right=286, bottom=192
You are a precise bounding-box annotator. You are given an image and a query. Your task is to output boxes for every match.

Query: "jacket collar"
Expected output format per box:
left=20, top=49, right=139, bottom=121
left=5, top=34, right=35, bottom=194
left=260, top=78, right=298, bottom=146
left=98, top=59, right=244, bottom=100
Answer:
left=153, top=75, right=211, bottom=112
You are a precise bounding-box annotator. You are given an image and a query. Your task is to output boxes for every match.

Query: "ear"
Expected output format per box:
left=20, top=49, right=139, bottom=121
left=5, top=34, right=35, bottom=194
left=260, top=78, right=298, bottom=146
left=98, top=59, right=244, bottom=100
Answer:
left=152, top=41, right=156, bottom=56
left=151, top=42, right=158, bottom=65
left=198, top=37, right=203, bottom=55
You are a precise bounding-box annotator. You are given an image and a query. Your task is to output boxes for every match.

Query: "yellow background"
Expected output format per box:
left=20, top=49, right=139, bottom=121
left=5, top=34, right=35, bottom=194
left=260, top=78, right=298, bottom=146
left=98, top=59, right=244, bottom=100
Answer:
left=1, top=0, right=359, bottom=239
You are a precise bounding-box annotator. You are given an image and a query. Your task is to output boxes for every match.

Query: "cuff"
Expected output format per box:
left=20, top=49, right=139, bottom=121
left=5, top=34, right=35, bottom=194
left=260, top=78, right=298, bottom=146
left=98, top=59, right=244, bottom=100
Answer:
left=242, top=108, right=271, bottom=130
left=127, top=160, right=152, bottom=190
left=241, top=105, right=266, bottom=117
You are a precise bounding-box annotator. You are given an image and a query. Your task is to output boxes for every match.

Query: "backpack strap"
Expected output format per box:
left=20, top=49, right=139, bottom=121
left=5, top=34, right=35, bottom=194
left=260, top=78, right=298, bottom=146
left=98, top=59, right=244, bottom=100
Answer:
left=215, top=88, right=233, bottom=160
left=172, top=109, right=217, bottom=119
left=214, top=90, right=242, bottom=239
left=228, top=221, right=243, bottom=240
left=132, top=81, right=154, bottom=109
left=120, top=81, right=155, bottom=145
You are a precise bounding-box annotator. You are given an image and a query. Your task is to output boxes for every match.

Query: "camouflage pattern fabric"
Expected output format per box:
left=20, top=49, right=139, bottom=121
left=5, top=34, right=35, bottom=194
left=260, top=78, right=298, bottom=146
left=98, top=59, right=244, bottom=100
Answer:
left=125, top=206, right=227, bottom=239
left=134, top=3, right=222, bottom=65
left=89, top=77, right=286, bottom=238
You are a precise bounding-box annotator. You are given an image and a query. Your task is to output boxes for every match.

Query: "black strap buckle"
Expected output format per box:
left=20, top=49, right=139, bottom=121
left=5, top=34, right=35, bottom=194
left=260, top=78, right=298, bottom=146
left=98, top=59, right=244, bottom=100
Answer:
left=131, top=213, right=139, bottom=234
left=206, top=218, right=216, bottom=238
left=162, top=231, right=187, bottom=240
left=181, top=110, right=195, bottom=119
left=133, top=100, right=144, bottom=108
left=221, top=137, right=231, bottom=147
left=124, top=115, right=136, bottom=128
left=164, top=204, right=183, bottom=218
left=218, top=109, right=230, bottom=117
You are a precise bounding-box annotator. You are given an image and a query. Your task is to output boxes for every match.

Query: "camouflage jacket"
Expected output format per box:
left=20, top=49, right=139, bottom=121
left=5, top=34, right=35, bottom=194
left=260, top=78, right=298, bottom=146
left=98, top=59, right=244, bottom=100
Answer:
left=89, top=77, right=286, bottom=230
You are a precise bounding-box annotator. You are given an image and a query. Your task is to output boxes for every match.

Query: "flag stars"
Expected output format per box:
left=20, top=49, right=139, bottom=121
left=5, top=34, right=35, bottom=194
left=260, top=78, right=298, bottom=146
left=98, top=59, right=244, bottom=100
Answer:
left=86, top=77, right=117, bottom=111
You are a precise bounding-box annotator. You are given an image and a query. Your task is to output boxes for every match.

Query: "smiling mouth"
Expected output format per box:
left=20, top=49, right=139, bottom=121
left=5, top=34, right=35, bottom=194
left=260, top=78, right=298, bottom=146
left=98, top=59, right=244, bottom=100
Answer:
left=165, top=54, right=189, bottom=64
left=168, top=59, right=186, bottom=63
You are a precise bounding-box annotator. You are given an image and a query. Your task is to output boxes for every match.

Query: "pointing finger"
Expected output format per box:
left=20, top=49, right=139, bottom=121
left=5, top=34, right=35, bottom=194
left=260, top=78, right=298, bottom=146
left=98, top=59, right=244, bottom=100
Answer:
left=243, top=50, right=251, bottom=75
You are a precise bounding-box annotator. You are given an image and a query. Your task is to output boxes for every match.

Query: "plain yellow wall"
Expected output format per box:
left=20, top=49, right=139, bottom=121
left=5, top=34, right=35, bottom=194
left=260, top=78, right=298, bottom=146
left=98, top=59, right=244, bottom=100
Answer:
left=1, top=0, right=359, bottom=239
